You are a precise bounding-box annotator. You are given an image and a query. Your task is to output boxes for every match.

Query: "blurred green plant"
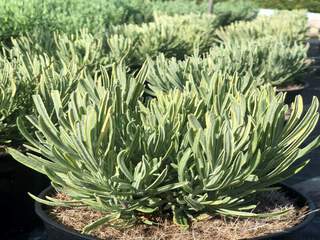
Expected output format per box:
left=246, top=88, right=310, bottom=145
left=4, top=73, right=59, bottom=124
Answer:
left=147, top=34, right=309, bottom=92
left=254, top=0, right=320, bottom=13
left=212, top=0, right=258, bottom=26
left=0, top=0, right=153, bottom=43
left=216, top=10, right=308, bottom=45
left=151, top=0, right=258, bottom=26
left=186, top=0, right=320, bottom=13
left=108, top=14, right=220, bottom=69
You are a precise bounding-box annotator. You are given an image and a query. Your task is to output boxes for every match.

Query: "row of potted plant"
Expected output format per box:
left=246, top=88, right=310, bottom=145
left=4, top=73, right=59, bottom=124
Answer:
left=0, top=0, right=258, bottom=47
left=0, top=10, right=310, bottom=144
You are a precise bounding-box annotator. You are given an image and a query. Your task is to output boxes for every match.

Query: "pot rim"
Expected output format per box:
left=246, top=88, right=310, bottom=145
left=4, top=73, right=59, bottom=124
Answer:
left=35, top=183, right=316, bottom=240
left=276, top=82, right=309, bottom=92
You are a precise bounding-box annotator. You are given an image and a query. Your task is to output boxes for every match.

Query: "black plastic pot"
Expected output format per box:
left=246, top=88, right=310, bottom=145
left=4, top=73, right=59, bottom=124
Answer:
left=36, top=184, right=316, bottom=240
left=276, top=82, right=309, bottom=105
left=0, top=152, right=49, bottom=237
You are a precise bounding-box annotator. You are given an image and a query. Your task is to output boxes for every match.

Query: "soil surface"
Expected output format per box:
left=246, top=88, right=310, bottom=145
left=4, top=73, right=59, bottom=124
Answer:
left=47, top=189, right=308, bottom=240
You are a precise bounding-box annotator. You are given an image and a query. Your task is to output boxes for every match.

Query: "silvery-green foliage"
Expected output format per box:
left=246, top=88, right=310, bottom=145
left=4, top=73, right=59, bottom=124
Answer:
left=147, top=33, right=309, bottom=90
left=8, top=61, right=320, bottom=231
left=0, top=47, right=37, bottom=116
left=10, top=30, right=112, bottom=71
left=0, top=33, right=103, bottom=124
left=153, top=14, right=220, bottom=55
left=0, top=63, right=17, bottom=145
left=209, top=37, right=310, bottom=86
left=52, top=30, right=111, bottom=70
left=108, top=14, right=220, bottom=68
left=108, top=19, right=186, bottom=67
left=146, top=53, right=255, bottom=95
left=152, top=0, right=207, bottom=15
left=216, top=10, right=308, bottom=46
left=0, top=0, right=153, bottom=43
left=0, top=44, right=38, bottom=145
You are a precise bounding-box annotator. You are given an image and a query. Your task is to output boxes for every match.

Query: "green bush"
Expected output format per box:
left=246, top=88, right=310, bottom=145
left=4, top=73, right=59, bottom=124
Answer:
left=146, top=54, right=255, bottom=95
left=216, top=10, right=308, bottom=45
left=0, top=46, right=36, bottom=146
left=213, top=0, right=258, bottom=26
left=198, top=0, right=320, bottom=13
left=254, top=0, right=320, bottom=13
left=8, top=62, right=320, bottom=232
left=37, top=0, right=154, bottom=34
left=0, top=0, right=153, bottom=42
left=0, top=30, right=115, bottom=146
left=152, top=0, right=258, bottom=26
left=0, top=0, right=41, bottom=42
left=108, top=14, right=220, bottom=68
left=152, top=0, right=207, bottom=15
left=147, top=36, right=309, bottom=93
left=0, top=65, right=18, bottom=146
left=210, top=38, right=310, bottom=86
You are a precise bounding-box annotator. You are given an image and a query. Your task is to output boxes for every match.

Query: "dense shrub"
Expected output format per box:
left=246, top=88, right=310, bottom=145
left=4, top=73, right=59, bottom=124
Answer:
left=254, top=0, right=320, bottom=13
left=212, top=0, right=258, bottom=26
left=147, top=36, right=309, bottom=94
left=0, top=45, right=36, bottom=146
left=211, top=38, right=310, bottom=86
left=152, top=0, right=207, bottom=15
left=152, top=0, right=258, bottom=25
left=146, top=10, right=310, bottom=92
left=108, top=14, right=220, bottom=68
left=0, top=30, right=115, bottom=145
left=216, top=10, right=308, bottom=45
left=0, top=0, right=42, bottom=42
left=196, top=0, right=320, bottom=13
left=9, top=62, right=320, bottom=231
left=0, top=0, right=153, bottom=42
left=146, top=54, right=255, bottom=95
left=37, top=0, right=154, bottom=34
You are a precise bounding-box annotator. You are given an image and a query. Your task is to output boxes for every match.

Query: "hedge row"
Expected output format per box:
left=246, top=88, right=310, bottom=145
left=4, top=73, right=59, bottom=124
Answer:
left=0, top=0, right=260, bottom=46
left=0, top=0, right=153, bottom=42
left=185, top=0, right=320, bottom=13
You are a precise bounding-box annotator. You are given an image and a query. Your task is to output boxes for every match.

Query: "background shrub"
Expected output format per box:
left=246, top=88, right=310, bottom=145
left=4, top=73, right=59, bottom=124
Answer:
left=0, top=0, right=153, bottom=42
left=152, top=0, right=207, bottom=15
left=182, top=0, right=320, bottom=13
left=254, top=0, right=320, bottom=13
left=152, top=0, right=258, bottom=25
left=216, top=10, right=308, bottom=45
left=108, top=14, right=220, bottom=68
left=212, top=0, right=258, bottom=26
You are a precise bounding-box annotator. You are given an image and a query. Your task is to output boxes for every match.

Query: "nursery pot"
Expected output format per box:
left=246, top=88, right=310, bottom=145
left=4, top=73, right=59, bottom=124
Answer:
left=276, top=82, right=309, bottom=105
left=0, top=152, right=50, bottom=237
left=35, top=184, right=316, bottom=240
